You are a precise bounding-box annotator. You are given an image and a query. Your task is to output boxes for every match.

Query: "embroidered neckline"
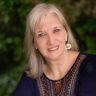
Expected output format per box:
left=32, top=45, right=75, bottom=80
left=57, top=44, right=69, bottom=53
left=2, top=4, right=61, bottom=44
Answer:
left=37, top=53, right=86, bottom=96
left=42, top=52, right=81, bottom=82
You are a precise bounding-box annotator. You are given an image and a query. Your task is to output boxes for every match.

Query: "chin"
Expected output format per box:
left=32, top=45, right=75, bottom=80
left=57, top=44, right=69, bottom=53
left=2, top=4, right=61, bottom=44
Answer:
left=46, top=54, right=62, bottom=61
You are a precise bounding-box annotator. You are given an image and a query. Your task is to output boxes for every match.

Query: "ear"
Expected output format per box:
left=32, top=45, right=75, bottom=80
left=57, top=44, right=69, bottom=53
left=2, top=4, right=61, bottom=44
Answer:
left=64, top=31, right=68, bottom=44
left=66, top=32, right=68, bottom=43
left=64, top=26, right=68, bottom=43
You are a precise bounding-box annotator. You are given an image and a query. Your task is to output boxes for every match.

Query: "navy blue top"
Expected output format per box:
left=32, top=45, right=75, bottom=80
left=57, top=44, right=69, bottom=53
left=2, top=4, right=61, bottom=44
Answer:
left=12, top=53, right=96, bottom=96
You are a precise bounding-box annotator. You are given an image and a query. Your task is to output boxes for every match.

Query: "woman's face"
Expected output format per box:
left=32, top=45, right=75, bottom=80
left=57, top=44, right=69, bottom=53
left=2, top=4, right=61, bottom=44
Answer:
left=34, top=14, right=67, bottom=61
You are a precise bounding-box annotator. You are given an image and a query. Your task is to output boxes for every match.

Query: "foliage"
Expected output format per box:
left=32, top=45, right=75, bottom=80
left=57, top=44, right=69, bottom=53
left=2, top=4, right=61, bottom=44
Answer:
left=0, top=0, right=33, bottom=73
left=0, top=65, right=24, bottom=96
left=0, top=0, right=96, bottom=95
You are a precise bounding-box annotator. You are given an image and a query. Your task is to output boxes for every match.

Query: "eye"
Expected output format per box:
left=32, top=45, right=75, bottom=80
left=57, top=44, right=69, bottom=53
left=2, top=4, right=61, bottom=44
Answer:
left=53, top=28, right=61, bottom=33
left=37, top=32, right=46, bottom=38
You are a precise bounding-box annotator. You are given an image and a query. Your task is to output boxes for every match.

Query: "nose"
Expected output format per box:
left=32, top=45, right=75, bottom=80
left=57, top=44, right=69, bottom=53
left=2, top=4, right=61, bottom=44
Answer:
left=47, top=34, right=55, bottom=45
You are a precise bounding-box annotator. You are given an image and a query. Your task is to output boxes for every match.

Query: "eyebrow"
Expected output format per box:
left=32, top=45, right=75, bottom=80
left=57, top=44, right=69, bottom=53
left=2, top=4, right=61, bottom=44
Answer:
left=36, top=30, right=44, bottom=33
left=35, top=25, right=63, bottom=33
left=35, top=30, right=45, bottom=35
left=53, top=25, right=63, bottom=29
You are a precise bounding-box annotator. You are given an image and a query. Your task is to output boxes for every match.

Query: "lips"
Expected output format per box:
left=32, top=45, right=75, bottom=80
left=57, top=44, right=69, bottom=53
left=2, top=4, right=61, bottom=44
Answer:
left=48, top=46, right=59, bottom=51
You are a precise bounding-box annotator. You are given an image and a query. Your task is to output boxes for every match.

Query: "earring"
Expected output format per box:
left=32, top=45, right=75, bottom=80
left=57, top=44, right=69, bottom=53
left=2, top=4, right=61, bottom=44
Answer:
left=65, top=43, right=71, bottom=50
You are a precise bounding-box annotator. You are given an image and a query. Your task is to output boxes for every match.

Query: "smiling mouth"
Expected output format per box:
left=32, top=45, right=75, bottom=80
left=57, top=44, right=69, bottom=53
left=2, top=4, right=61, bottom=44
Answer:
left=48, top=46, right=59, bottom=51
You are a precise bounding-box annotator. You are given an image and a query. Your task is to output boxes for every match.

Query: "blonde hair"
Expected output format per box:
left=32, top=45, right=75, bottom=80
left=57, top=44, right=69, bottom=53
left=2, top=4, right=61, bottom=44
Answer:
left=24, top=3, right=79, bottom=78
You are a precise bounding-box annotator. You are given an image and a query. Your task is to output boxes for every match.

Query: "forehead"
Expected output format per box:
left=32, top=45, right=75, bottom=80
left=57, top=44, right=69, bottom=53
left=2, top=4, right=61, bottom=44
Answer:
left=44, top=13, right=61, bottom=24
left=35, top=13, right=62, bottom=30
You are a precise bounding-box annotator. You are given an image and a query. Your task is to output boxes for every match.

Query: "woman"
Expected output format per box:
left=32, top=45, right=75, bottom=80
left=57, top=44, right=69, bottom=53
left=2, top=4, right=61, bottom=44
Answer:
left=13, top=3, right=96, bottom=96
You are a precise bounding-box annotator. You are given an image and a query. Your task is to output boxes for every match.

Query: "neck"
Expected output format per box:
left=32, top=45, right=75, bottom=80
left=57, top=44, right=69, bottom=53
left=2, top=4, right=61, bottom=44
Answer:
left=43, top=51, right=73, bottom=80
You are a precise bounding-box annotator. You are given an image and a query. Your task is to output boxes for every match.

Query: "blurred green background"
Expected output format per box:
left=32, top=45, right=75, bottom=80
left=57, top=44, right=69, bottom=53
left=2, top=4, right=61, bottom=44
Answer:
left=0, top=0, right=96, bottom=95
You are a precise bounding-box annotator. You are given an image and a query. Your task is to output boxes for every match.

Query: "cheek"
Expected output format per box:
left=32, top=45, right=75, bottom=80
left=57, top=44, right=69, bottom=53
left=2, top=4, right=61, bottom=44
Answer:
left=35, top=39, right=47, bottom=50
left=59, top=33, right=67, bottom=43
left=36, top=42, right=47, bottom=56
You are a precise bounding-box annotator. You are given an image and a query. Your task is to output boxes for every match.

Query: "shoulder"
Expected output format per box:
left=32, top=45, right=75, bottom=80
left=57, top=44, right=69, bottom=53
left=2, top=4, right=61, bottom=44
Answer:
left=81, top=53, right=96, bottom=68
left=12, top=72, right=37, bottom=96
left=83, top=53, right=96, bottom=61
left=79, top=52, right=96, bottom=73
left=77, top=53, right=96, bottom=95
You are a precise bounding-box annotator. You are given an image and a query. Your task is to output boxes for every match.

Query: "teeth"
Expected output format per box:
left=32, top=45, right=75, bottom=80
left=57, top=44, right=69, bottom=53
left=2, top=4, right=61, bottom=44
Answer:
left=48, top=46, right=58, bottom=51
